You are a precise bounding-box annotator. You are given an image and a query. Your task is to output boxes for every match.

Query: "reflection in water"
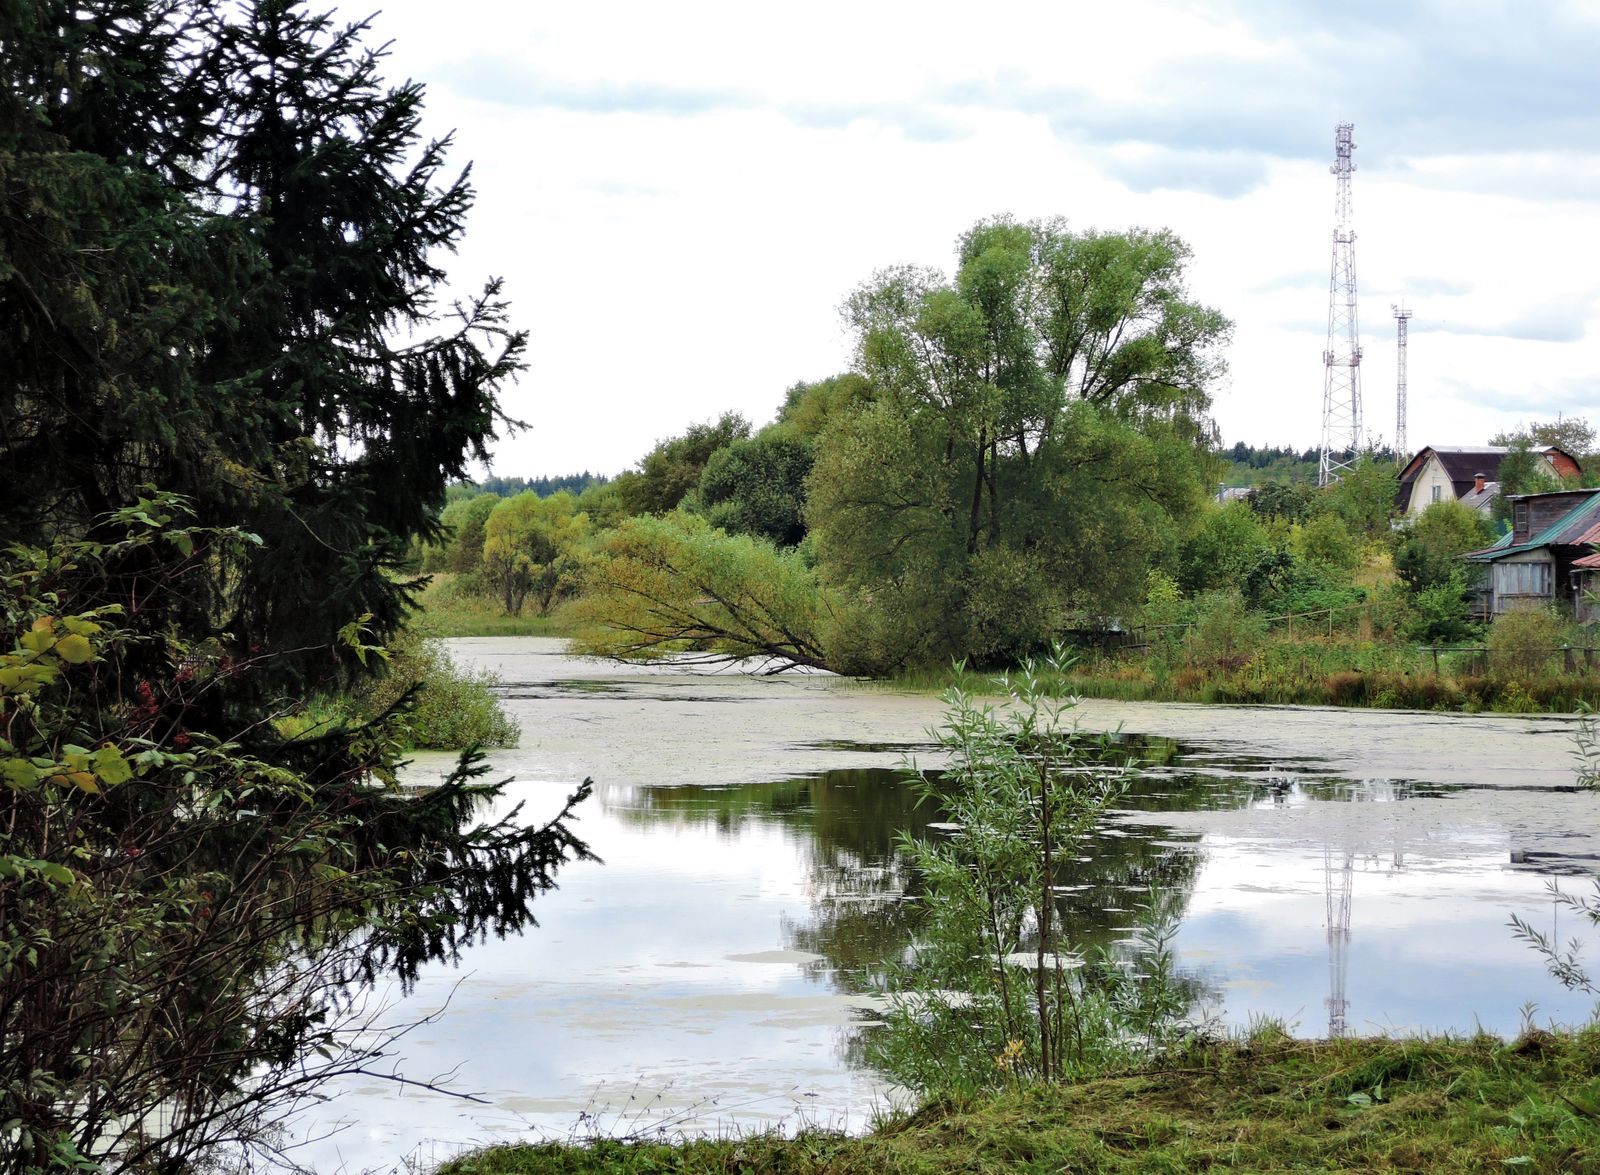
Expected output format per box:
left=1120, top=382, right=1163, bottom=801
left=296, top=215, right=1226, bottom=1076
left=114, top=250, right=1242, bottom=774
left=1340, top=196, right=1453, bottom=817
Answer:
left=292, top=718, right=1600, bottom=1169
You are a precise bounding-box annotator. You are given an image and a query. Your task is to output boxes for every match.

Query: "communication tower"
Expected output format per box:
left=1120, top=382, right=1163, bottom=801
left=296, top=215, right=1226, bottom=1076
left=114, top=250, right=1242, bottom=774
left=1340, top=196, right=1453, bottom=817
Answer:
left=1319, top=123, right=1363, bottom=486
left=1325, top=847, right=1353, bottom=1038
left=1392, top=304, right=1413, bottom=462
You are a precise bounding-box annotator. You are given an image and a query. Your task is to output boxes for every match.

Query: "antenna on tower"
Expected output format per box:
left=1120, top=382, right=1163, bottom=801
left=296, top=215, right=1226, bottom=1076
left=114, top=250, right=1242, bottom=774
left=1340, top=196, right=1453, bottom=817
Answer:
left=1392, top=303, right=1413, bottom=463
left=1319, top=122, right=1363, bottom=487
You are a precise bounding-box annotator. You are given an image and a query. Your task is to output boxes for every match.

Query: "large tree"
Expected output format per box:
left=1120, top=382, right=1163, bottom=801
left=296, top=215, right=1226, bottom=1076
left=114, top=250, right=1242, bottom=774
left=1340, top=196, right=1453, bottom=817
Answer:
left=1, top=0, right=522, bottom=700
left=0, top=5, right=590, bottom=1167
left=808, top=217, right=1229, bottom=666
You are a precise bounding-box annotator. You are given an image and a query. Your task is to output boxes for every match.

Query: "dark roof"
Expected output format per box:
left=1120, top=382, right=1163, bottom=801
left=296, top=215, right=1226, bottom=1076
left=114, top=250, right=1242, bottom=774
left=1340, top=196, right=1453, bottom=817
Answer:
left=1465, top=489, right=1600, bottom=563
left=1397, top=445, right=1583, bottom=512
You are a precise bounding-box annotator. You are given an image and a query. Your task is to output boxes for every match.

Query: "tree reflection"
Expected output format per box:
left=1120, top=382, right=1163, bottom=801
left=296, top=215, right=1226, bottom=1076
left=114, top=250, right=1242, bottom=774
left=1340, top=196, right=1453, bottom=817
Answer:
left=609, top=735, right=1232, bottom=1004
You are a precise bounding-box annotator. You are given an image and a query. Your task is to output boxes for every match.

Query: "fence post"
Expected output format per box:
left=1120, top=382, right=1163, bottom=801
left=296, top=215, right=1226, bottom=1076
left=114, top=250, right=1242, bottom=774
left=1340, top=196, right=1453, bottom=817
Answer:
left=1565, top=643, right=1575, bottom=674
left=1431, top=647, right=1439, bottom=675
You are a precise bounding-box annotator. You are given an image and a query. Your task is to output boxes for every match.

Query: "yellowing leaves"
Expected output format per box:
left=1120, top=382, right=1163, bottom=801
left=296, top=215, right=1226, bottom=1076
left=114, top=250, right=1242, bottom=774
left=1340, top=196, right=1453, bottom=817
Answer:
left=55, top=634, right=93, bottom=664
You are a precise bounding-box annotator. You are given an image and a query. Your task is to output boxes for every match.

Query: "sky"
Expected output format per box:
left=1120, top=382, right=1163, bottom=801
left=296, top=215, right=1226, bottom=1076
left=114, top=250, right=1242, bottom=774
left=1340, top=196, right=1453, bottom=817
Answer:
left=341, top=0, right=1600, bottom=478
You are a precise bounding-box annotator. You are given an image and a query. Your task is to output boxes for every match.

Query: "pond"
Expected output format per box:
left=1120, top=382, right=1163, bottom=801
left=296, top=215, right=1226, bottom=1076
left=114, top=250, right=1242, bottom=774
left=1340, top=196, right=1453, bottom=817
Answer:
left=291, top=637, right=1599, bottom=1172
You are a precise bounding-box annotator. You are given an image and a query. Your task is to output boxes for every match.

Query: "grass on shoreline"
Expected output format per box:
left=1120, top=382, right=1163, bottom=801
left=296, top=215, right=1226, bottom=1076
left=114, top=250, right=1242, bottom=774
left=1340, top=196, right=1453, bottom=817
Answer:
left=439, top=1031, right=1600, bottom=1173
left=856, top=649, right=1600, bottom=715
left=412, top=573, right=569, bottom=638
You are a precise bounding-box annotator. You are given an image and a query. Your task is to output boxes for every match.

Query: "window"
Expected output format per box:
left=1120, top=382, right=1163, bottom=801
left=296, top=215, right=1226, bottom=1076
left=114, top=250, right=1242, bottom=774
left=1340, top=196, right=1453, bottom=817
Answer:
left=1431, top=485, right=1442, bottom=503
left=1494, top=560, right=1553, bottom=598
left=1514, top=502, right=1529, bottom=535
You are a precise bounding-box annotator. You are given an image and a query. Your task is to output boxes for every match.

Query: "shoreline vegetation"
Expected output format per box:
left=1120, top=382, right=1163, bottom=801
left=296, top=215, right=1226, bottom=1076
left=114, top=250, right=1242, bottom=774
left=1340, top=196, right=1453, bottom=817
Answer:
left=438, top=1030, right=1600, bottom=1174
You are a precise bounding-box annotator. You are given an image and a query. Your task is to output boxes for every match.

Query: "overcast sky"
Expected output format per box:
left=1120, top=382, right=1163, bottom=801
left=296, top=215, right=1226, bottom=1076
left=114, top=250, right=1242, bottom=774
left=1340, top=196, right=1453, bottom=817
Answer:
left=345, top=0, right=1600, bottom=477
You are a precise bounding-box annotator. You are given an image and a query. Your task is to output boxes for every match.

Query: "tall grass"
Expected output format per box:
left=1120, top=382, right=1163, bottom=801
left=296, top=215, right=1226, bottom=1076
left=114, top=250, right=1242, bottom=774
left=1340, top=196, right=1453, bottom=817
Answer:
left=412, top=573, right=569, bottom=638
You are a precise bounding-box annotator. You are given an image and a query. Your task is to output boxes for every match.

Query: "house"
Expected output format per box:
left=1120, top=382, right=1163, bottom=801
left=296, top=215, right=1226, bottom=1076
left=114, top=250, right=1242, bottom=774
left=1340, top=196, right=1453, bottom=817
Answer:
left=1396, top=445, right=1581, bottom=516
left=1464, top=488, right=1600, bottom=618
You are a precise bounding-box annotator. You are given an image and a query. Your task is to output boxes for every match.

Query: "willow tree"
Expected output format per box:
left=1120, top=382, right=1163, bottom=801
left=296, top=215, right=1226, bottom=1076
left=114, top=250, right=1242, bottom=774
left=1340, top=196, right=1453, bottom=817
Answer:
left=809, top=217, right=1230, bottom=668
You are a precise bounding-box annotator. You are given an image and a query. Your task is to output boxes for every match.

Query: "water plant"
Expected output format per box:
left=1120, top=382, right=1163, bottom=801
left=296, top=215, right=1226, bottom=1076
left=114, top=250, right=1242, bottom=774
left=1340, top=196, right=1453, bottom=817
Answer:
left=870, top=649, right=1192, bottom=1096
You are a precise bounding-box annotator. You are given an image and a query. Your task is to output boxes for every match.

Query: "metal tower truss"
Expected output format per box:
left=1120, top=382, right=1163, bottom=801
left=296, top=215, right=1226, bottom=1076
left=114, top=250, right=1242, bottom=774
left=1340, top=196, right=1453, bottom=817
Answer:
left=1393, top=304, right=1413, bottom=462
left=1325, top=846, right=1354, bottom=1039
left=1319, top=122, right=1363, bottom=487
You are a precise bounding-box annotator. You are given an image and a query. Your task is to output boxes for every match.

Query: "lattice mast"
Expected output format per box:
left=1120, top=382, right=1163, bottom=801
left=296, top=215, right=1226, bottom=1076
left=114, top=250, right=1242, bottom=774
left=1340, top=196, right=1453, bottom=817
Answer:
left=1325, top=848, right=1354, bottom=1039
left=1319, top=122, right=1363, bottom=486
left=1392, top=304, right=1413, bottom=462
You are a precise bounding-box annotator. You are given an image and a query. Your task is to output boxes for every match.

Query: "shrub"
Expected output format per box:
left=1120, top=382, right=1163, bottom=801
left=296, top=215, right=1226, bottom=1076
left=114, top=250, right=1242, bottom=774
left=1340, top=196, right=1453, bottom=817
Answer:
left=353, top=628, right=519, bottom=749
left=1404, top=572, right=1479, bottom=644
left=1185, top=590, right=1269, bottom=668
left=872, top=652, right=1188, bottom=1095
left=1486, top=606, right=1570, bottom=683
left=1291, top=513, right=1359, bottom=575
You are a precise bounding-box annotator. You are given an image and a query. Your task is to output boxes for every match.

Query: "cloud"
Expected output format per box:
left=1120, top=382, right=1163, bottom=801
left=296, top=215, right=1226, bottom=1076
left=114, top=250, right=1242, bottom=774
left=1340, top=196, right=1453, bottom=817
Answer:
left=1443, top=375, right=1600, bottom=417
left=443, top=64, right=747, bottom=116
left=784, top=101, right=970, bottom=143
left=927, top=5, right=1600, bottom=197
left=1094, top=146, right=1272, bottom=198
left=439, top=59, right=972, bottom=144
left=1249, top=269, right=1330, bottom=295
left=579, top=177, right=672, bottom=198
left=1411, top=296, right=1593, bottom=344
left=1399, top=275, right=1473, bottom=298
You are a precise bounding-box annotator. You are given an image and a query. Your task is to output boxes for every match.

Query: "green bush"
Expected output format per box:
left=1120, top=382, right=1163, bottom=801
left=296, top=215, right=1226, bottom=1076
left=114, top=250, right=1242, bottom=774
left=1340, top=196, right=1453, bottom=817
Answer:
left=873, top=652, right=1187, bottom=1096
left=1184, top=590, right=1268, bottom=668
left=1290, top=513, right=1359, bottom=575
left=354, top=628, right=519, bottom=749
left=1404, top=572, right=1480, bottom=644
left=1486, top=606, right=1570, bottom=683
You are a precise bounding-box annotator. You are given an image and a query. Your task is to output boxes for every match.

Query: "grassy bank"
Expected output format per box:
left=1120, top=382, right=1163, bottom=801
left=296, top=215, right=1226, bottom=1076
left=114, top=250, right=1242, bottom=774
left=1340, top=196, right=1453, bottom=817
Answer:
left=413, top=573, right=570, bottom=638
left=860, top=642, right=1600, bottom=714
left=440, top=1031, right=1600, bottom=1173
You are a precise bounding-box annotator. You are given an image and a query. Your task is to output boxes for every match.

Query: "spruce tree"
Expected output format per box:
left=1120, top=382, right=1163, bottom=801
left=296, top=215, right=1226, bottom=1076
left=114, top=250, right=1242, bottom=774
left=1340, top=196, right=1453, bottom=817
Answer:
left=1, top=0, right=523, bottom=698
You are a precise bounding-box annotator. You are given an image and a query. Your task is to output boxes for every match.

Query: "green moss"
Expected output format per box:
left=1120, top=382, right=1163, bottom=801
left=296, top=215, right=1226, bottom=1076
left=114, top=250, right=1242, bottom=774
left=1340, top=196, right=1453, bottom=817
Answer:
left=438, top=1032, right=1600, bottom=1174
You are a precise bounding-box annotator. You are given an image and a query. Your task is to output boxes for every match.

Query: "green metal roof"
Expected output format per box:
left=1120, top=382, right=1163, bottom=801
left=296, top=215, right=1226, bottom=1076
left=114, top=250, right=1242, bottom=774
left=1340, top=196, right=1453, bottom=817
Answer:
left=1465, top=491, right=1600, bottom=562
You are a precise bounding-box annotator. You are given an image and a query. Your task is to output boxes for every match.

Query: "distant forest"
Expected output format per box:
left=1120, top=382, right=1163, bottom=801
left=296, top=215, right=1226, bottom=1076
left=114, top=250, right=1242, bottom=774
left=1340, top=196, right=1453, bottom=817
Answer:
left=450, top=472, right=611, bottom=500
left=1221, top=443, right=1397, bottom=487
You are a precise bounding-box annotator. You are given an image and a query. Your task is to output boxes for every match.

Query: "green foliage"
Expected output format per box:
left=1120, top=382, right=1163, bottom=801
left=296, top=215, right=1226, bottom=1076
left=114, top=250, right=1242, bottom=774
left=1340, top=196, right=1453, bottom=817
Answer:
left=618, top=412, right=751, bottom=516
left=1486, top=606, right=1572, bottom=683
left=1291, top=512, right=1359, bottom=575
left=426, top=491, right=502, bottom=575
left=1403, top=572, right=1480, bottom=644
left=1492, top=417, right=1596, bottom=459
left=1578, top=703, right=1600, bottom=791
left=696, top=431, right=814, bottom=546
left=412, top=574, right=566, bottom=637
left=1, top=1, right=525, bottom=697
left=1393, top=500, right=1495, bottom=591
left=0, top=505, right=592, bottom=1169
left=1492, top=441, right=1562, bottom=523
left=443, top=1032, right=1600, bottom=1175
left=1323, top=452, right=1399, bottom=539
left=571, top=513, right=834, bottom=671
left=1247, top=479, right=1319, bottom=523
left=775, top=372, right=877, bottom=439
left=801, top=217, right=1227, bottom=671
left=481, top=492, right=590, bottom=616
left=1183, top=590, right=1269, bottom=668
left=1179, top=502, right=1279, bottom=596
left=349, top=628, right=519, bottom=750
left=874, top=654, right=1188, bottom=1096
left=1222, top=441, right=1322, bottom=487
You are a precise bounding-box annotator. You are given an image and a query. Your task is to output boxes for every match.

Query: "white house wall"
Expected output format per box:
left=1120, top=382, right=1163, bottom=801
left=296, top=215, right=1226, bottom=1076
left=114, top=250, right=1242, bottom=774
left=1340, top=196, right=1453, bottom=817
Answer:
left=1408, top=455, right=1461, bottom=515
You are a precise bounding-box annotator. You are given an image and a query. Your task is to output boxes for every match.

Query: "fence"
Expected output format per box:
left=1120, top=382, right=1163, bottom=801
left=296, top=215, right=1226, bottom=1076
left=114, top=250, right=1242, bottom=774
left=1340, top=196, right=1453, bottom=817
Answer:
left=1418, top=645, right=1600, bottom=677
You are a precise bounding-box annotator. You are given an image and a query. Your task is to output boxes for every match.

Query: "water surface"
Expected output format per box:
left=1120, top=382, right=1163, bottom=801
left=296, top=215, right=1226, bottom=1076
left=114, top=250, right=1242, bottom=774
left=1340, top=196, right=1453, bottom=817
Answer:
left=293, top=638, right=1597, bottom=1172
